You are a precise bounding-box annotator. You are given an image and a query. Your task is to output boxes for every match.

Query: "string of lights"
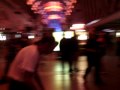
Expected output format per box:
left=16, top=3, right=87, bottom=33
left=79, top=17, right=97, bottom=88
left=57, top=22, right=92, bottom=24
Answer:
left=26, top=0, right=77, bottom=24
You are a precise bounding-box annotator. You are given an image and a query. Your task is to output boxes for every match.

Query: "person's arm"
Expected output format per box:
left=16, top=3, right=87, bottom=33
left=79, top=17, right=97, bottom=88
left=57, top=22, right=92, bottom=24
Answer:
left=23, top=70, right=45, bottom=90
left=33, top=72, right=45, bottom=90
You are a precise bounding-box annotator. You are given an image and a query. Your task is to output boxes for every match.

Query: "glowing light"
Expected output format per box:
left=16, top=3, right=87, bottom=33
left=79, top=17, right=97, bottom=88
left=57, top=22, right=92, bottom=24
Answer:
left=52, top=31, right=64, bottom=51
left=72, top=24, right=85, bottom=28
left=64, top=31, right=74, bottom=39
left=44, top=6, right=63, bottom=12
left=78, top=34, right=88, bottom=40
left=26, top=0, right=77, bottom=26
left=48, top=14, right=61, bottom=19
left=103, top=29, right=115, bottom=32
left=26, top=0, right=36, bottom=5
left=48, top=19, right=62, bottom=32
left=52, top=32, right=64, bottom=42
left=0, top=34, right=6, bottom=41
left=86, top=19, right=100, bottom=26
left=44, top=1, right=62, bottom=7
left=44, top=1, right=63, bottom=12
left=70, top=23, right=85, bottom=30
left=28, top=35, right=35, bottom=39
left=116, top=32, right=120, bottom=37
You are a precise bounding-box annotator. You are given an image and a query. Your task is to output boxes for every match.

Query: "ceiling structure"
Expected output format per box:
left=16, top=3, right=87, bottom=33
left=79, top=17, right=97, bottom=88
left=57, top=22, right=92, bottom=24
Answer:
left=0, top=0, right=120, bottom=31
left=73, top=0, right=120, bottom=23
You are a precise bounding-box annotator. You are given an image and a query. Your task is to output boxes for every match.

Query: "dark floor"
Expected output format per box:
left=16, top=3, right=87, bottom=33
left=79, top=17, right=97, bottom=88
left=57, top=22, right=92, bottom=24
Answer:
left=0, top=50, right=120, bottom=90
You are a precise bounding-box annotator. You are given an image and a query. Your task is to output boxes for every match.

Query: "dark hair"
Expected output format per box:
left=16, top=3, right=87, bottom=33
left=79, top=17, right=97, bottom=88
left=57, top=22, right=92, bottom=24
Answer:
left=34, top=36, right=57, bottom=45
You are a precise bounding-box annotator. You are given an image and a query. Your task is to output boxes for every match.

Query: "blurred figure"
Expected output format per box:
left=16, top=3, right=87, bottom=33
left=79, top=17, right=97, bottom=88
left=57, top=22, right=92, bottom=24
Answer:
left=95, top=31, right=107, bottom=84
left=105, top=32, right=113, bottom=49
left=7, top=36, right=58, bottom=90
left=116, top=37, right=120, bottom=66
left=59, top=37, right=68, bottom=72
left=0, top=38, right=29, bottom=84
left=59, top=34, right=79, bottom=73
left=83, top=30, right=97, bottom=80
left=116, top=37, right=120, bottom=57
left=84, top=30, right=106, bottom=85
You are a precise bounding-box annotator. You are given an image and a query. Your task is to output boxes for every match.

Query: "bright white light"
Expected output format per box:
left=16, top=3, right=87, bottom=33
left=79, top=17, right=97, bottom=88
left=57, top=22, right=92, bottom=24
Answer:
left=103, top=29, right=115, bottom=32
left=116, top=32, right=120, bottom=37
left=28, top=35, right=35, bottom=39
left=0, top=35, right=6, bottom=41
left=72, top=23, right=85, bottom=28
left=70, top=23, right=85, bottom=30
left=64, top=31, right=74, bottom=39
left=86, top=19, right=100, bottom=26
left=78, top=34, right=88, bottom=40
left=52, top=32, right=63, bottom=42
left=52, top=32, right=64, bottom=51
left=53, top=44, right=60, bottom=51
left=75, top=30, right=88, bottom=40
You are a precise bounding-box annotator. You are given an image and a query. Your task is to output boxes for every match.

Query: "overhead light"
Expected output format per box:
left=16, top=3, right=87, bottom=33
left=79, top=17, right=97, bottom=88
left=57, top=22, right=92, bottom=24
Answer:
left=44, top=1, right=63, bottom=12
left=103, top=29, right=115, bottom=32
left=48, top=14, right=61, bottom=19
left=72, top=24, right=85, bottom=28
left=44, top=6, right=63, bottom=12
left=86, top=19, right=100, bottom=26
left=26, top=0, right=77, bottom=25
left=26, top=0, right=36, bottom=5
left=28, top=35, right=35, bottom=39
left=70, top=23, right=85, bottom=30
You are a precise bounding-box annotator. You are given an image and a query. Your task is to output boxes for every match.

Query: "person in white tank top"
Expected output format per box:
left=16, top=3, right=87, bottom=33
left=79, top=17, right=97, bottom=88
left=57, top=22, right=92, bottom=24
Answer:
left=7, top=36, right=58, bottom=90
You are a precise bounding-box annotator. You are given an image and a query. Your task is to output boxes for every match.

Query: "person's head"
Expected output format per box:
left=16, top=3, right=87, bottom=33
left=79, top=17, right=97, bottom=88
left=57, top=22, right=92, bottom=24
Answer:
left=34, top=36, right=58, bottom=54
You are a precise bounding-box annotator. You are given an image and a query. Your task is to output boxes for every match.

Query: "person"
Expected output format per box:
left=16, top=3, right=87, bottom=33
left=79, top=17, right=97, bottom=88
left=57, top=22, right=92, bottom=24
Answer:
left=84, top=30, right=106, bottom=85
left=95, top=31, right=107, bottom=84
left=0, top=38, right=29, bottom=84
left=116, top=37, right=120, bottom=56
left=83, top=30, right=97, bottom=80
left=59, top=37, right=68, bottom=71
left=59, top=34, right=79, bottom=73
left=68, top=35, right=79, bottom=72
left=116, top=37, right=120, bottom=66
left=7, top=36, right=58, bottom=90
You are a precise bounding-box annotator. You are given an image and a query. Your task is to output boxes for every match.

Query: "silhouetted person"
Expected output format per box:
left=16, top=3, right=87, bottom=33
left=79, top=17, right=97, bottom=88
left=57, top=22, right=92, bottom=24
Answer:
left=7, top=36, right=58, bottom=90
left=59, top=37, right=68, bottom=71
left=83, top=31, right=97, bottom=80
left=116, top=37, right=120, bottom=67
left=116, top=37, right=120, bottom=59
left=84, top=30, right=107, bottom=85
left=60, top=35, right=79, bottom=73
left=95, top=31, right=107, bottom=84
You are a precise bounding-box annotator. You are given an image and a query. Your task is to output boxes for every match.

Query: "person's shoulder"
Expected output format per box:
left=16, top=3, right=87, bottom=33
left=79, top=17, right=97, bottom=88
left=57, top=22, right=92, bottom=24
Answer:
left=20, top=45, right=37, bottom=52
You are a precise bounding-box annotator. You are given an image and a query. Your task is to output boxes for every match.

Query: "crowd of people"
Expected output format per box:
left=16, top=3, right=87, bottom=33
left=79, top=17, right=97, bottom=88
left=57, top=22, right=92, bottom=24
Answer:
left=59, top=30, right=112, bottom=84
left=0, top=29, right=117, bottom=90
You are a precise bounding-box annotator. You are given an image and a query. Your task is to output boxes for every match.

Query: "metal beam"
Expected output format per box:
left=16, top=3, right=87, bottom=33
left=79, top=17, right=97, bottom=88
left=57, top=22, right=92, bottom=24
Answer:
left=86, top=11, right=120, bottom=29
